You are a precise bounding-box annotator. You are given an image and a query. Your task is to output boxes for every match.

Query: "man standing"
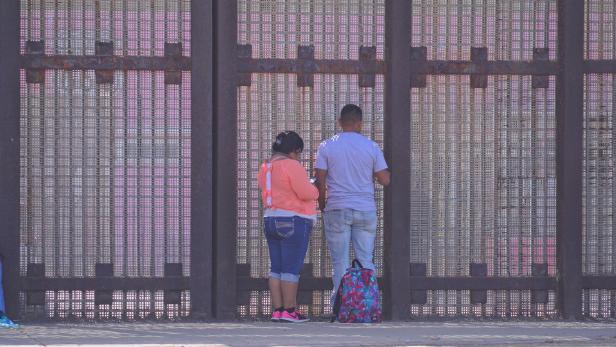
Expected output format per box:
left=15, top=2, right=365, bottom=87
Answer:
left=315, top=104, right=390, bottom=307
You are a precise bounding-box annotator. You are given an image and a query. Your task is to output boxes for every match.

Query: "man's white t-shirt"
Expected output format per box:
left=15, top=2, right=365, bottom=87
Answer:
left=315, top=132, right=388, bottom=212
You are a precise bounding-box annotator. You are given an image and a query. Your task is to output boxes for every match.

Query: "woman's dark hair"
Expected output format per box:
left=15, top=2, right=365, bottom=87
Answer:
left=272, top=131, right=304, bottom=154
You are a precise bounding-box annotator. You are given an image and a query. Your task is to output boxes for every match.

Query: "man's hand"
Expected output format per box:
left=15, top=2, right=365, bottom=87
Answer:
left=315, top=169, right=328, bottom=211
left=374, top=169, right=390, bottom=186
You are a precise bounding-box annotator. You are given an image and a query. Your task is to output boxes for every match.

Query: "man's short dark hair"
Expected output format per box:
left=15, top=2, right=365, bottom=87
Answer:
left=339, top=104, right=363, bottom=124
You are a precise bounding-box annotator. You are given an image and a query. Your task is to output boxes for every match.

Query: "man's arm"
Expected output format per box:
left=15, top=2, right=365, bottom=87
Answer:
left=374, top=169, right=390, bottom=186
left=315, top=168, right=328, bottom=210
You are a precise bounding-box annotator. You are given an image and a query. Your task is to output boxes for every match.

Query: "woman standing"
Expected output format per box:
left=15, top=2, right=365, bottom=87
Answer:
left=257, top=131, right=318, bottom=323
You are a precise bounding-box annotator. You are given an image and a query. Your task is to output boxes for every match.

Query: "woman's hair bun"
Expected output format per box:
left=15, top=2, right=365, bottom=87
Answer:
left=272, top=131, right=304, bottom=155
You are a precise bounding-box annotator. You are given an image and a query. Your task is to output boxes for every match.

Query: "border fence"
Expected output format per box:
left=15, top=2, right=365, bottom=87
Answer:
left=0, top=0, right=615, bottom=320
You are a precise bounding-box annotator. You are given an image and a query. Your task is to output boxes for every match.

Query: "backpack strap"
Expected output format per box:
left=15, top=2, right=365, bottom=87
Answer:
left=352, top=259, right=364, bottom=269
left=261, top=161, right=273, bottom=208
left=330, top=276, right=346, bottom=323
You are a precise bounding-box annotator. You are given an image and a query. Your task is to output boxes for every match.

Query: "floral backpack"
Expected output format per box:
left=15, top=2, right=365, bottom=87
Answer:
left=331, top=259, right=382, bottom=323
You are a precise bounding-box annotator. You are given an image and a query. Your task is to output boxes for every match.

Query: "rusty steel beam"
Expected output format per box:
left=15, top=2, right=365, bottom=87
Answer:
left=213, top=0, right=238, bottom=320
left=409, top=277, right=558, bottom=291
left=237, top=58, right=557, bottom=76
left=581, top=276, right=616, bottom=289
left=20, top=55, right=191, bottom=71
left=583, top=60, right=616, bottom=73
left=237, top=277, right=557, bottom=291
left=384, top=0, right=412, bottom=321
left=557, top=0, right=584, bottom=320
left=21, top=277, right=190, bottom=291
left=237, top=57, right=386, bottom=75
left=415, top=61, right=558, bottom=75
left=0, top=0, right=20, bottom=318
left=19, top=55, right=564, bottom=76
left=190, top=0, right=214, bottom=320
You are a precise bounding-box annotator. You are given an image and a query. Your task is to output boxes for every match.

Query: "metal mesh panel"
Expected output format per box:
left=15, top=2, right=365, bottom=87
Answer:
left=20, top=0, right=191, bottom=56
left=19, top=290, right=190, bottom=320
left=413, top=290, right=557, bottom=318
left=411, top=0, right=557, bottom=61
left=236, top=74, right=384, bottom=318
left=238, top=0, right=385, bottom=59
left=585, top=0, right=616, bottom=60
left=583, top=74, right=616, bottom=318
left=19, top=0, right=191, bottom=319
left=237, top=0, right=385, bottom=319
left=410, top=75, right=557, bottom=317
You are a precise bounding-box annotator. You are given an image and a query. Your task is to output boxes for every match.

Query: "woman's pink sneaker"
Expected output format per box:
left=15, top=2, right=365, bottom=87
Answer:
left=271, top=310, right=282, bottom=322
left=280, top=310, right=309, bottom=323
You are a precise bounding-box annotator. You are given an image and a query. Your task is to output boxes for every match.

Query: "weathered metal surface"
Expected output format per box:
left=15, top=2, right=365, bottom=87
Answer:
left=410, top=277, right=558, bottom=291
left=384, top=0, right=412, bottom=321
left=297, top=45, right=315, bottom=87
left=191, top=0, right=214, bottom=320
left=583, top=60, right=616, bottom=73
left=556, top=0, right=584, bottom=320
left=581, top=276, right=616, bottom=289
left=20, top=55, right=191, bottom=71
left=237, top=57, right=386, bottom=75
left=0, top=0, right=20, bottom=318
left=237, top=57, right=558, bottom=77
left=213, top=0, right=238, bottom=320
left=533, top=48, right=550, bottom=88
left=359, top=45, right=377, bottom=87
left=237, top=276, right=557, bottom=291
left=21, top=277, right=190, bottom=291
left=470, top=47, right=488, bottom=88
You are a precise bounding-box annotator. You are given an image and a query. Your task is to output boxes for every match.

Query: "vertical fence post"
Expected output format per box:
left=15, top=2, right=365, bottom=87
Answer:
left=0, top=0, right=20, bottom=318
left=191, top=0, right=214, bottom=319
left=213, top=0, right=238, bottom=319
left=384, top=0, right=411, bottom=320
left=556, top=0, right=584, bottom=319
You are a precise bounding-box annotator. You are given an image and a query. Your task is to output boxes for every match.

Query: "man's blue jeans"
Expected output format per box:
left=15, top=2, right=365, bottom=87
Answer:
left=323, top=209, right=377, bottom=306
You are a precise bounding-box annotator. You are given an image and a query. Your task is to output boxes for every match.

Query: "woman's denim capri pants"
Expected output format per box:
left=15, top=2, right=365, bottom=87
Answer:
left=263, top=215, right=313, bottom=283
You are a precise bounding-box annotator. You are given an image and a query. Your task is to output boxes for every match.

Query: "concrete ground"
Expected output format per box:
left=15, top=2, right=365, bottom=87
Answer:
left=1, top=321, right=615, bottom=346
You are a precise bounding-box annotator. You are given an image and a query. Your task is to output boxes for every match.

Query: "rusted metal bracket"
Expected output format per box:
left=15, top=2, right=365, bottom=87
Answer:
left=297, top=263, right=314, bottom=305
left=297, top=45, right=315, bottom=87
left=164, top=290, right=182, bottom=305
left=470, top=263, right=487, bottom=304
left=95, top=263, right=113, bottom=277
left=95, top=290, right=113, bottom=305
left=164, top=43, right=183, bottom=84
left=26, top=263, right=45, bottom=306
left=410, top=47, right=427, bottom=88
left=95, top=41, right=114, bottom=83
left=26, top=291, right=45, bottom=306
left=237, top=44, right=253, bottom=86
left=470, top=48, right=488, bottom=89
left=532, top=48, right=550, bottom=89
left=531, top=263, right=549, bottom=304
left=236, top=263, right=251, bottom=306
left=25, top=41, right=45, bottom=83
left=410, top=263, right=427, bottom=304
left=164, top=263, right=183, bottom=277
left=27, top=263, right=44, bottom=277
left=359, top=46, right=377, bottom=88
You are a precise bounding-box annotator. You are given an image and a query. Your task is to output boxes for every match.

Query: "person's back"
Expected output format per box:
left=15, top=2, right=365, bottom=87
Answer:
left=315, top=104, right=390, bottom=310
left=316, top=132, right=385, bottom=212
